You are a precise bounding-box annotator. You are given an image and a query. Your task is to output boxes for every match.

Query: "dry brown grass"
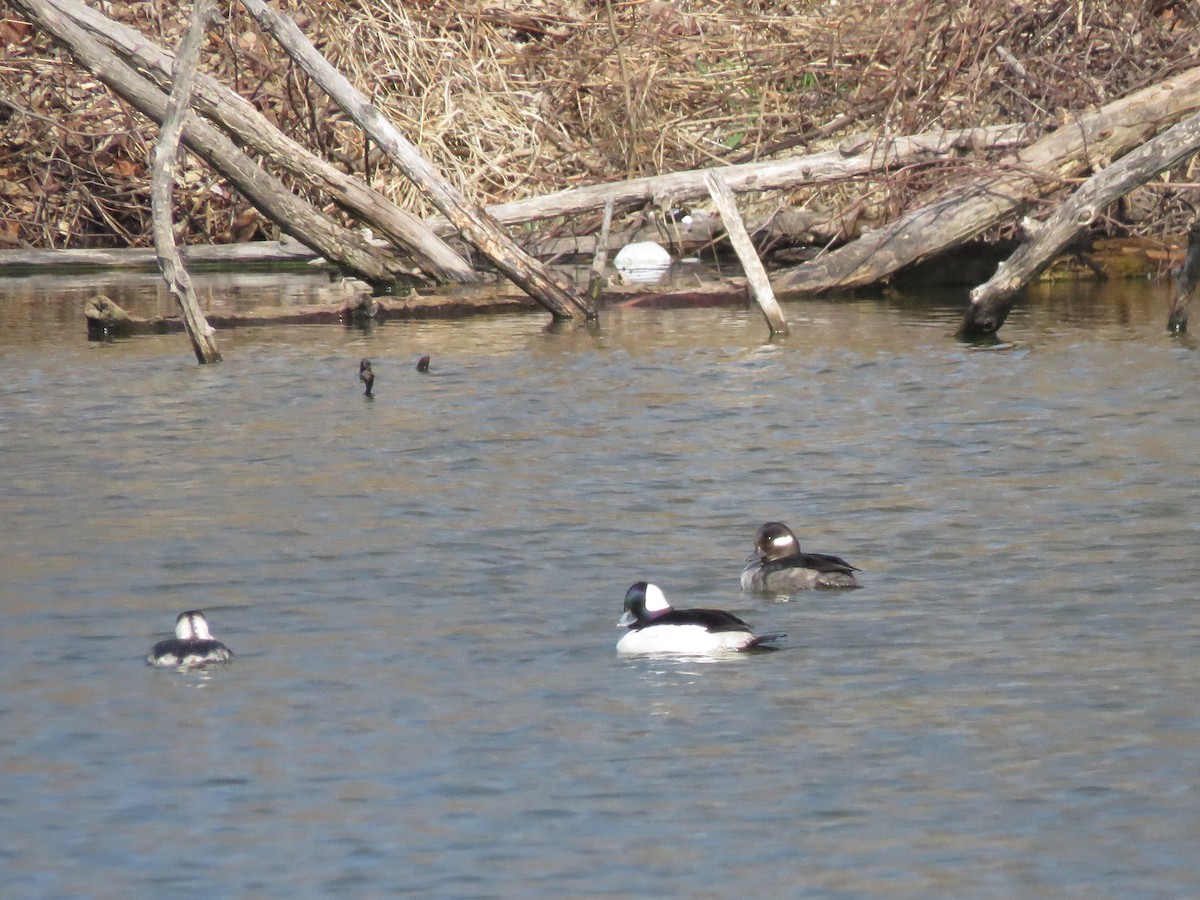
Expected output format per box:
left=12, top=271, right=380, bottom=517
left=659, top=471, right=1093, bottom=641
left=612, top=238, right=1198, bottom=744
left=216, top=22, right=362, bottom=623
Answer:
left=2, top=0, right=1198, bottom=250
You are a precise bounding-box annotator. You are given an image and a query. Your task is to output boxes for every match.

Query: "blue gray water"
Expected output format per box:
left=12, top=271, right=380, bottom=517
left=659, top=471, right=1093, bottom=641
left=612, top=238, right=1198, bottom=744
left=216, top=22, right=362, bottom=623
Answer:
left=1, top=271, right=1198, bottom=897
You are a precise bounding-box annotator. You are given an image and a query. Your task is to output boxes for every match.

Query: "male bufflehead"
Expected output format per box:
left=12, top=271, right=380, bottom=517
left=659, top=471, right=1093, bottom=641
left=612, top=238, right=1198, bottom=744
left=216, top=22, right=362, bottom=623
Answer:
left=613, top=241, right=672, bottom=283
left=359, top=358, right=374, bottom=396
left=741, top=521, right=860, bottom=593
left=146, top=610, right=234, bottom=669
left=616, top=582, right=785, bottom=655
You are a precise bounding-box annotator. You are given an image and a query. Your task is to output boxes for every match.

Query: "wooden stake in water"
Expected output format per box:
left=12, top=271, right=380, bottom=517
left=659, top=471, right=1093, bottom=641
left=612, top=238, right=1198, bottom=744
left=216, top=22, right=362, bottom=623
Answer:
left=704, top=171, right=789, bottom=337
left=150, top=0, right=221, bottom=364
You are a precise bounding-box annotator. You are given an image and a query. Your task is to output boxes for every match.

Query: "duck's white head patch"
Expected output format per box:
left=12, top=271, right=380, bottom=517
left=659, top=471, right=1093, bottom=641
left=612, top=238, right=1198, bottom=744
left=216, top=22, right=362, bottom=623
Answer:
left=642, top=583, right=671, bottom=613
left=176, top=611, right=212, bottom=641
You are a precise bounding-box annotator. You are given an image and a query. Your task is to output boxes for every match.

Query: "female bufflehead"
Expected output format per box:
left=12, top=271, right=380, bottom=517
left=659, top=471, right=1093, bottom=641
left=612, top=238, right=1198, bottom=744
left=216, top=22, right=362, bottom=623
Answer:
left=616, top=582, right=785, bottom=655
left=741, top=521, right=860, bottom=593
left=146, top=610, right=234, bottom=669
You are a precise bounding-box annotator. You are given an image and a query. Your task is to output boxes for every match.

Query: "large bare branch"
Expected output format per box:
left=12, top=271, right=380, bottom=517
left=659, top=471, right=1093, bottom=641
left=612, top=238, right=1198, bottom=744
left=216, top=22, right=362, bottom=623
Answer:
left=48, top=0, right=476, bottom=284
left=962, top=108, right=1200, bottom=337
left=151, top=0, right=220, bottom=364
left=12, top=0, right=403, bottom=286
left=238, top=0, right=594, bottom=322
left=772, top=66, right=1200, bottom=297
left=705, top=172, right=787, bottom=336
left=431, top=125, right=1031, bottom=231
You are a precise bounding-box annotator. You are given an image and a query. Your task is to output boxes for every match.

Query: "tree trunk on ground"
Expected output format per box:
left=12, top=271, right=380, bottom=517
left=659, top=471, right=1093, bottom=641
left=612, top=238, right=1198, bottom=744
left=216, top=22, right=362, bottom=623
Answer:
left=429, top=125, right=1030, bottom=231
left=0, top=239, right=317, bottom=272
left=13, top=0, right=405, bottom=287
left=962, top=108, right=1200, bottom=337
left=48, top=0, right=476, bottom=285
left=1168, top=220, right=1200, bottom=334
left=238, top=0, right=595, bottom=323
left=150, top=0, right=220, bottom=364
left=771, top=66, right=1200, bottom=298
left=704, top=171, right=788, bottom=336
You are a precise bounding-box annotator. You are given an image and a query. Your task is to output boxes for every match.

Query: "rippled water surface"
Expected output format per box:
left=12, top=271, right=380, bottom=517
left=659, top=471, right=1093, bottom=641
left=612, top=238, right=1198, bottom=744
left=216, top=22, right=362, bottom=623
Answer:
left=1, top=271, right=1198, bottom=897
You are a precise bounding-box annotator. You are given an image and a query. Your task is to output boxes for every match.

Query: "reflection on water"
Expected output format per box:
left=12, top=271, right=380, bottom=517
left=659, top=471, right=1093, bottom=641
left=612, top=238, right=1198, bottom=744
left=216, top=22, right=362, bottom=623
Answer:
left=1, top=270, right=1199, bottom=896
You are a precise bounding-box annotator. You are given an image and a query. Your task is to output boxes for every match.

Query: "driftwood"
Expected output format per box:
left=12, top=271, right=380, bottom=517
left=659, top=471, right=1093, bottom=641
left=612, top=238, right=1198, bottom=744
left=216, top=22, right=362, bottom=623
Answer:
left=12, top=0, right=405, bottom=287
left=84, top=294, right=134, bottom=338
left=0, top=239, right=317, bottom=272
left=48, top=0, right=475, bottom=285
left=433, top=125, right=1031, bottom=231
left=773, top=66, right=1200, bottom=298
left=962, top=107, right=1200, bottom=337
left=150, top=0, right=220, bottom=364
left=239, top=0, right=595, bottom=323
left=82, top=278, right=750, bottom=337
left=704, top=172, right=787, bottom=336
left=1168, top=220, right=1200, bottom=333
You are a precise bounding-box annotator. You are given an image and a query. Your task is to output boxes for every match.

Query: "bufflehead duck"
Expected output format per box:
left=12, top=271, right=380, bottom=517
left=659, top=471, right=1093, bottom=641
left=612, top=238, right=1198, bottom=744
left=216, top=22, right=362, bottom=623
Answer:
left=741, top=521, right=860, bottom=593
left=613, top=241, right=672, bottom=283
left=146, top=610, right=234, bottom=669
left=359, top=358, right=374, bottom=396
left=616, top=582, right=785, bottom=655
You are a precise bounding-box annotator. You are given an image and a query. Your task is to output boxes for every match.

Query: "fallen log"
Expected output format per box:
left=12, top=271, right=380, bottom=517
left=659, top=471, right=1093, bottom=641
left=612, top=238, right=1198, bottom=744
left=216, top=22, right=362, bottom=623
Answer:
left=13, top=0, right=405, bottom=287
left=239, top=0, right=595, bottom=323
left=772, top=66, right=1200, bottom=297
left=48, top=0, right=476, bottom=284
left=0, top=239, right=318, bottom=272
left=83, top=278, right=751, bottom=337
left=431, top=124, right=1032, bottom=231
left=962, top=107, right=1200, bottom=337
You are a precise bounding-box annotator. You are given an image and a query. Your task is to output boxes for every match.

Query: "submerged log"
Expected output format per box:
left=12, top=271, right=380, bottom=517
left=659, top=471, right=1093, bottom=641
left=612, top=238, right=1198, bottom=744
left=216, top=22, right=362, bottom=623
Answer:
left=48, top=0, right=476, bottom=284
left=12, top=0, right=404, bottom=287
left=150, top=0, right=220, bottom=364
left=239, top=0, right=595, bottom=323
left=84, top=294, right=134, bottom=339
left=82, top=279, right=751, bottom=337
left=962, top=108, right=1200, bottom=337
left=1168, top=220, right=1200, bottom=334
left=772, top=66, right=1200, bottom=298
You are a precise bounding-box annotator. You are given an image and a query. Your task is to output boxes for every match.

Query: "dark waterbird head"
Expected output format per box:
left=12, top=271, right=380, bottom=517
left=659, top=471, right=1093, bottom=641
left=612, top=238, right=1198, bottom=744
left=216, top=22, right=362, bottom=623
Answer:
left=416, top=355, right=430, bottom=373
left=618, top=581, right=673, bottom=627
left=749, top=521, right=801, bottom=563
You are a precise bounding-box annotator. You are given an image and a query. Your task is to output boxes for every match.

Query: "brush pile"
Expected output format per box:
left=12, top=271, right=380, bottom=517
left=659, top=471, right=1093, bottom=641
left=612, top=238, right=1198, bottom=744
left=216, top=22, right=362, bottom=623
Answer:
left=2, top=0, right=1197, bottom=250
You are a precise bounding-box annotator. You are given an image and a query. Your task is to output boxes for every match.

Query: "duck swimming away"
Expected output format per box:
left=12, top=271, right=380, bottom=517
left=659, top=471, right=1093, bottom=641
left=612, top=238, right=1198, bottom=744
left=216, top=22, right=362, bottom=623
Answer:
left=741, top=521, right=860, bottom=593
left=146, top=610, right=233, bottom=669
left=616, top=581, right=785, bottom=655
